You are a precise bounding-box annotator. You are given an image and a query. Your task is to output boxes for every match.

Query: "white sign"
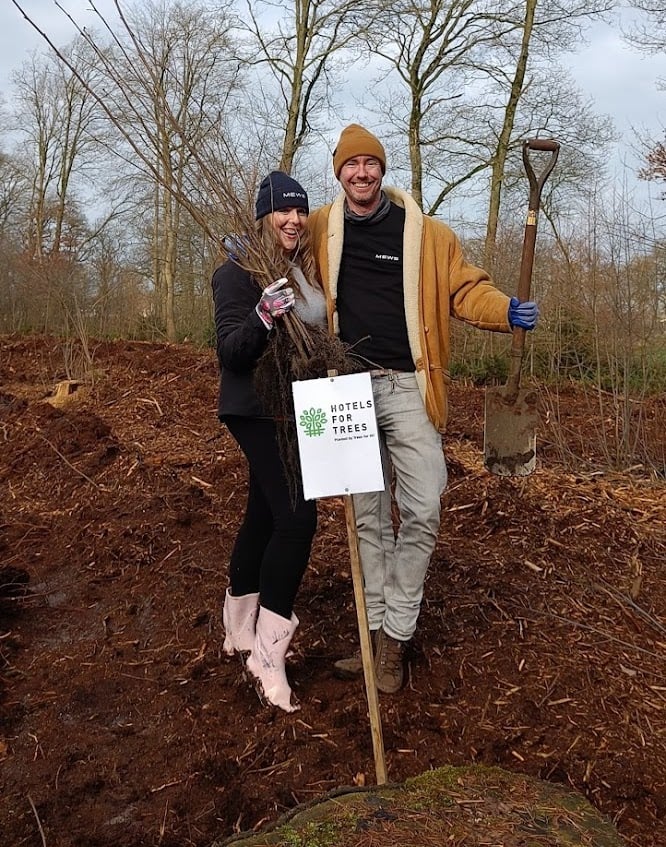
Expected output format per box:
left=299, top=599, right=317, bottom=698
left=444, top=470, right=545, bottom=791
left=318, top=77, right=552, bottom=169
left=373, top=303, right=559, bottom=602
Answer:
left=292, top=372, right=385, bottom=500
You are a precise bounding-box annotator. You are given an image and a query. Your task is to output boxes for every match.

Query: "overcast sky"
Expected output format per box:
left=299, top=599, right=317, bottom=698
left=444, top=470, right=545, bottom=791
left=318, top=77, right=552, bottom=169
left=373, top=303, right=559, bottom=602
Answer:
left=2, top=1, right=665, bottom=205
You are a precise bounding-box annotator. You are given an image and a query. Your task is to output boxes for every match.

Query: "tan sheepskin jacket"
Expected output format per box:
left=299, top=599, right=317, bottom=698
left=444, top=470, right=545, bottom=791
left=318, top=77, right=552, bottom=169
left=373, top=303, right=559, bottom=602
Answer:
left=308, top=186, right=512, bottom=432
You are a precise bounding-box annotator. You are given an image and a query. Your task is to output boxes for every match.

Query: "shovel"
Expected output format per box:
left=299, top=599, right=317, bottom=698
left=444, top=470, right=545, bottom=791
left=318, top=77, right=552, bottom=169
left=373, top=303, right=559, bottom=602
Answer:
left=484, top=137, right=560, bottom=477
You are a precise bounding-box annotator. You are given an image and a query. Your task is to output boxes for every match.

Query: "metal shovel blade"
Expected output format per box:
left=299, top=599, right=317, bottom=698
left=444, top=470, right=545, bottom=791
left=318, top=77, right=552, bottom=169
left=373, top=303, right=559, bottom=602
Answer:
left=482, top=139, right=559, bottom=478
left=483, top=385, right=538, bottom=477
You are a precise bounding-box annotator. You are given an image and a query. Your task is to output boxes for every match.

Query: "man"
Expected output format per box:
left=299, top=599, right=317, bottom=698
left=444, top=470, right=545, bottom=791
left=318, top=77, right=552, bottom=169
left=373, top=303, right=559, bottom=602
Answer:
left=308, top=124, right=539, bottom=693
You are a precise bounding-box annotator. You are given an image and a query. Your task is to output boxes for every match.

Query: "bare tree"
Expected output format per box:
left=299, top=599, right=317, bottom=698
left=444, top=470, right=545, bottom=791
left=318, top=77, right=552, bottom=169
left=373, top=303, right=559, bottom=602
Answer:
left=483, top=0, right=537, bottom=268
left=624, top=2, right=666, bottom=192
left=11, top=45, right=100, bottom=261
left=364, top=0, right=613, bottom=242
left=0, top=151, right=24, bottom=236
left=482, top=62, right=617, bottom=274
left=10, top=0, right=254, bottom=340
left=9, top=0, right=350, bottom=374
left=625, top=0, right=666, bottom=58
left=0, top=151, right=27, bottom=332
left=84, top=225, right=151, bottom=339
left=3, top=43, right=110, bottom=334
left=103, top=1, right=244, bottom=339
left=364, top=0, right=523, bottom=210
left=238, top=0, right=367, bottom=172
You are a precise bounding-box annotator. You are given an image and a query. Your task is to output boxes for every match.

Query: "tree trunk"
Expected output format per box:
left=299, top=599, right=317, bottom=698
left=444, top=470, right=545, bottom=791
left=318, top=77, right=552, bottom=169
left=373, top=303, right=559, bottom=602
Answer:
left=409, top=102, right=424, bottom=210
left=484, top=0, right=537, bottom=271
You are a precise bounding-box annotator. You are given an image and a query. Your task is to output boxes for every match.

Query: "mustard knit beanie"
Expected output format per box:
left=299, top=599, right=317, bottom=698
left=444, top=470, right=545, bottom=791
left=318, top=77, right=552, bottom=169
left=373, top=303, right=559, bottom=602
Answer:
left=332, top=124, right=386, bottom=178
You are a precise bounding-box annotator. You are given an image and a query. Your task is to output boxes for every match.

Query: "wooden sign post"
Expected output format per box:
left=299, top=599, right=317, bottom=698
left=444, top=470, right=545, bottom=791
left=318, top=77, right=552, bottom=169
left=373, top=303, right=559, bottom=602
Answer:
left=292, top=371, right=387, bottom=785
left=343, top=492, right=388, bottom=785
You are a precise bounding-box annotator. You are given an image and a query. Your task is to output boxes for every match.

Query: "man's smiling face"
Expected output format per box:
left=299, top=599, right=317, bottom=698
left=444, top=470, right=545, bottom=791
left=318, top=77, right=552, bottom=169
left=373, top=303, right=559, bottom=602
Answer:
left=339, top=156, right=384, bottom=215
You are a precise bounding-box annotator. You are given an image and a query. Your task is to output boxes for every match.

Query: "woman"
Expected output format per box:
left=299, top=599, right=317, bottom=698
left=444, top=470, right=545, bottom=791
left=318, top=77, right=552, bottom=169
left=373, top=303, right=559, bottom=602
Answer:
left=212, top=171, right=326, bottom=713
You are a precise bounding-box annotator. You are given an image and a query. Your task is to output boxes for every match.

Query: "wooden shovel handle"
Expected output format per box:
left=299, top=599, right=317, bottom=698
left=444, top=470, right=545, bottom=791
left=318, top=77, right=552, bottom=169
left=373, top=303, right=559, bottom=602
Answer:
left=506, top=138, right=560, bottom=398
left=522, top=138, right=560, bottom=230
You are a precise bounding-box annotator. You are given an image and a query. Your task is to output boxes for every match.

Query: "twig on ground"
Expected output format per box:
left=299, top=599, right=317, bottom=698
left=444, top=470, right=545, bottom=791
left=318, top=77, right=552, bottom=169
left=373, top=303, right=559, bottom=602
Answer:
left=37, top=433, right=103, bottom=490
left=28, top=794, right=47, bottom=847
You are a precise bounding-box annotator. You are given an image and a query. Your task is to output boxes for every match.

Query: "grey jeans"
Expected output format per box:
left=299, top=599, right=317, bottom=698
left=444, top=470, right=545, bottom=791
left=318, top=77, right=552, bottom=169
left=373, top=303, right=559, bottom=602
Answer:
left=353, top=371, right=447, bottom=641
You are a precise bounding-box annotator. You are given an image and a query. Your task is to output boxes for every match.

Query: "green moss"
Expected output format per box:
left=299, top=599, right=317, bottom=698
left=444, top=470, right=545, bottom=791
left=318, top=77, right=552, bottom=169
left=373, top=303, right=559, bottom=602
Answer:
left=279, top=819, right=350, bottom=847
left=218, top=766, right=623, bottom=847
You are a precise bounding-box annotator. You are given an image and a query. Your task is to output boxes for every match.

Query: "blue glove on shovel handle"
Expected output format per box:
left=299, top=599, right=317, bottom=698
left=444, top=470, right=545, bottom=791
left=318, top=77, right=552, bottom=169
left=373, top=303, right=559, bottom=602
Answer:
left=508, top=296, right=539, bottom=331
left=256, top=278, right=295, bottom=330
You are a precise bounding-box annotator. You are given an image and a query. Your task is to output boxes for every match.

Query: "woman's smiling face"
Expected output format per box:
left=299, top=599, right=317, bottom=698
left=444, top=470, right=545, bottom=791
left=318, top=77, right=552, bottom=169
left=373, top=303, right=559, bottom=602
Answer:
left=269, top=207, right=308, bottom=252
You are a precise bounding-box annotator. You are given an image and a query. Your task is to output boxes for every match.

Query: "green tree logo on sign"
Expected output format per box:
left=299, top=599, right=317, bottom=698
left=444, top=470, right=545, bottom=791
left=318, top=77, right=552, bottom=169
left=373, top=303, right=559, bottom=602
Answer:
left=299, top=407, right=327, bottom=437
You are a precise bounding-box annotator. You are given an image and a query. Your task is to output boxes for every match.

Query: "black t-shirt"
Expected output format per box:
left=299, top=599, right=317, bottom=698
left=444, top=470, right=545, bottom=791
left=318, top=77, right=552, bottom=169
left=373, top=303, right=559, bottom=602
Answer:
left=337, top=203, right=415, bottom=371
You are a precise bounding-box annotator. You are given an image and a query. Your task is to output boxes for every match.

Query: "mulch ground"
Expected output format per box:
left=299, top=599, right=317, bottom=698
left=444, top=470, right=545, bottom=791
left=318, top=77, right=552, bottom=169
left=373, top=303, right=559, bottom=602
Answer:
left=0, top=334, right=664, bottom=847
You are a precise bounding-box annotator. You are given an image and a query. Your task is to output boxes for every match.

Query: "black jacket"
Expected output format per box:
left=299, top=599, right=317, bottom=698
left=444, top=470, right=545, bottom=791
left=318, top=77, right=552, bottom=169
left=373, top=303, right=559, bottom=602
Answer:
left=212, top=260, right=270, bottom=418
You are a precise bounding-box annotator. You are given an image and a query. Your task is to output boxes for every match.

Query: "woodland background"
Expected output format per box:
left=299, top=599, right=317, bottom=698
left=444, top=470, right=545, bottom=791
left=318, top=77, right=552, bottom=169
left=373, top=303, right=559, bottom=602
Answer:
left=0, top=0, right=665, bottom=474
left=0, top=4, right=665, bottom=844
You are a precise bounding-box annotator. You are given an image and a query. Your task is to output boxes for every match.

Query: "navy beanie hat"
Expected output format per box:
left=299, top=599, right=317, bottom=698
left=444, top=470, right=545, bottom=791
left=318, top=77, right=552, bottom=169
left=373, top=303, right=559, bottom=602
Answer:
left=255, top=171, right=309, bottom=220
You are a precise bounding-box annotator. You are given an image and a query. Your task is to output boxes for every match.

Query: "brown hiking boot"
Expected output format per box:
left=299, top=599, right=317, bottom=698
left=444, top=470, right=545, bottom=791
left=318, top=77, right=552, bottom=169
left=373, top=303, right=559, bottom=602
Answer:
left=333, top=629, right=378, bottom=680
left=374, top=628, right=406, bottom=694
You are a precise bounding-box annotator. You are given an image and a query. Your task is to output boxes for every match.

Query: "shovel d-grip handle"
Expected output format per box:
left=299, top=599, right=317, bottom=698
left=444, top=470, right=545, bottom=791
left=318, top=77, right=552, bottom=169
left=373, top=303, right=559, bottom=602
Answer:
left=505, top=137, right=560, bottom=401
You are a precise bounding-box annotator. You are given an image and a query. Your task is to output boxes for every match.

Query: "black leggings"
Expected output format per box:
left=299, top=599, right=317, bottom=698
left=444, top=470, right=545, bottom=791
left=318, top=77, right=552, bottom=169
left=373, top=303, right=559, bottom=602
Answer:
left=224, top=416, right=317, bottom=619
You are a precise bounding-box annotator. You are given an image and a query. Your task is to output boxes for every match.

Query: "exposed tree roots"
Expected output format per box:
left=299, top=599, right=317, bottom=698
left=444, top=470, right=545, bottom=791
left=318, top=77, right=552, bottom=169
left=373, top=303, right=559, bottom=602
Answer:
left=254, top=321, right=363, bottom=505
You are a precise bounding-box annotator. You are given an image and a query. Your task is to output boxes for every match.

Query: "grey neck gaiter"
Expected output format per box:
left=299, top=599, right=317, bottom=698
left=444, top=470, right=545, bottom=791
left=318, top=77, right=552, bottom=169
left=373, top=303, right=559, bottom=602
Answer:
left=344, top=191, right=391, bottom=224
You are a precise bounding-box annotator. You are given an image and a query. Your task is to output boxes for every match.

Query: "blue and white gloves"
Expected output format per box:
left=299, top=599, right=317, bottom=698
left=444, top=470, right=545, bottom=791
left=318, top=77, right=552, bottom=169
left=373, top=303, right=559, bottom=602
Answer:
left=256, top=277, right=295, bottom=330
left=508, top=296, right=539, bottom=331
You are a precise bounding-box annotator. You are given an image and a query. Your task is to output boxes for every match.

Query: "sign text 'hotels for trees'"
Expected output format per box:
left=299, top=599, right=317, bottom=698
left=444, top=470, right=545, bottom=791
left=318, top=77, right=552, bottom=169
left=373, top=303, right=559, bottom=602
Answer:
left=292, top=372, right=385, bottom=500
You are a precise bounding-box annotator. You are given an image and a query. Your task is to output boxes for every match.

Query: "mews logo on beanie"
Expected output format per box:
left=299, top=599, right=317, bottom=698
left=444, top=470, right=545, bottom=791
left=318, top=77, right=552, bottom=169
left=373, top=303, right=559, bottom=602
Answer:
left=255, top=171, right=309, bottom=220
left=332, top=124, right=386, bottom=178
